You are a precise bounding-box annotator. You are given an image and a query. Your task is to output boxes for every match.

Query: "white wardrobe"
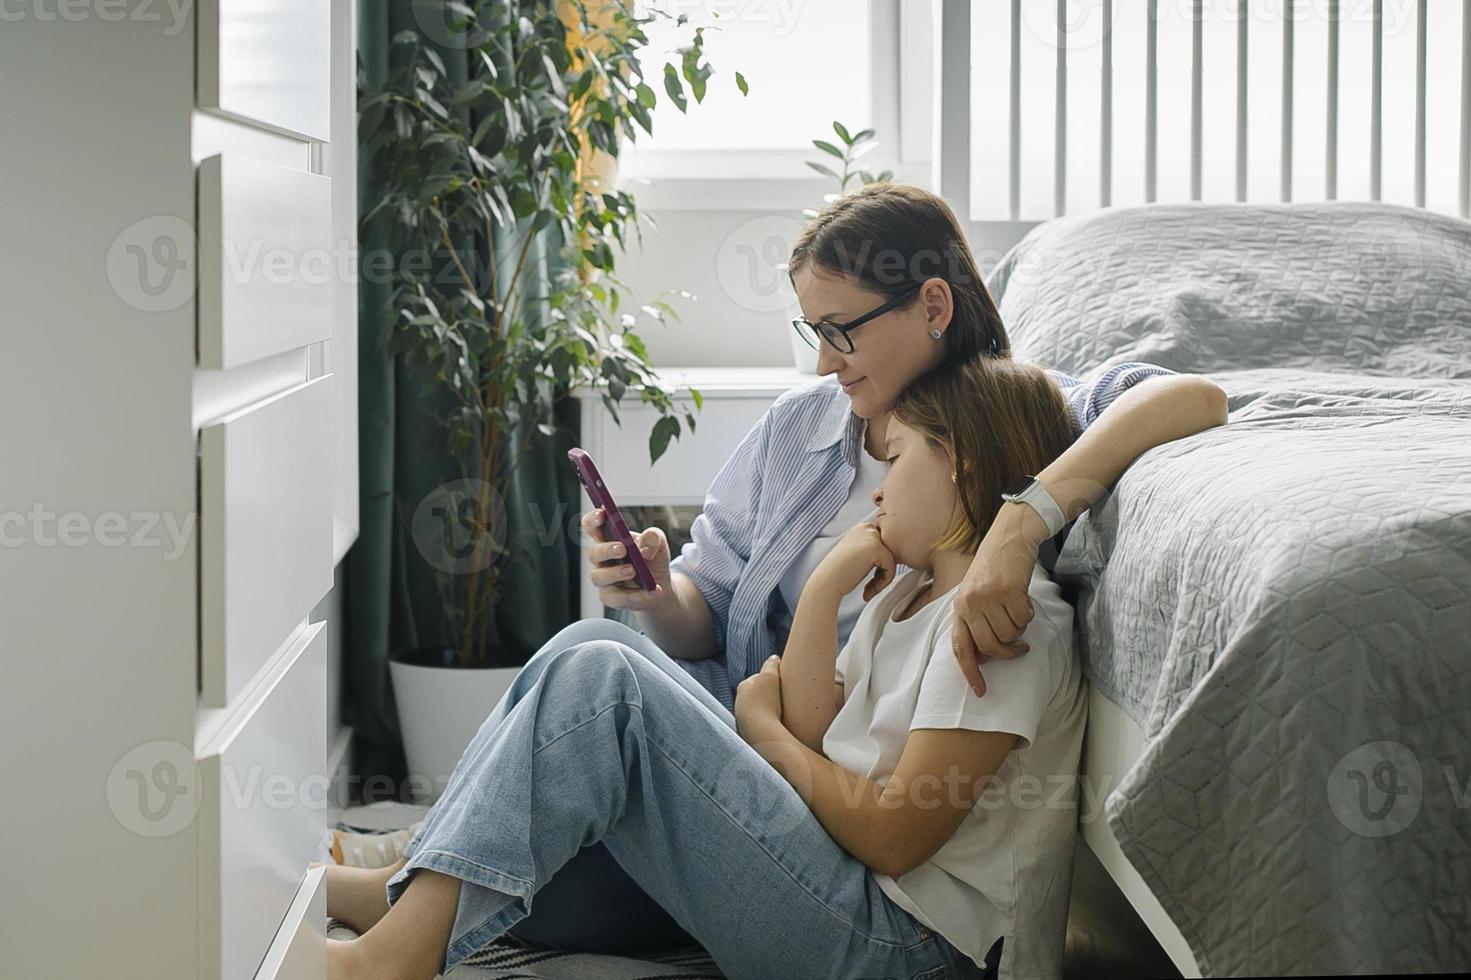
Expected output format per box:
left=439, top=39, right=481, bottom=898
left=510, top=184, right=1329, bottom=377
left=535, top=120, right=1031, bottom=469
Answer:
left=1, top=2, right=357, bottom=978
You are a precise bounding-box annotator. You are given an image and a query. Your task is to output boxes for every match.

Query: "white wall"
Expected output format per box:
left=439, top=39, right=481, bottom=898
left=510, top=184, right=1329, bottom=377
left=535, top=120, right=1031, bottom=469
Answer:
left=615, top=204, right=1028, bottom=369
left=614, top=208, right=801, bottom=368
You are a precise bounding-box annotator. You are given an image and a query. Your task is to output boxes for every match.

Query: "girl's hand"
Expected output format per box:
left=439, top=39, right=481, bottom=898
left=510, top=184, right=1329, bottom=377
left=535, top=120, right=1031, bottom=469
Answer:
left=952, top=504, right=1039, bottom=696
left=580, top=507, right=673, bottom=613
left=810, top=521, right=897, bottom=603
left=734, top=654, right=784, bottom=738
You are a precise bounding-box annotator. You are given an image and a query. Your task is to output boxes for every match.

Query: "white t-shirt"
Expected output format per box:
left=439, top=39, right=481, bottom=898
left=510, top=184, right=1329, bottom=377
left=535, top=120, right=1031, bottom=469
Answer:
left=769, top=442, right=886, bottom=652
left=822, top=564, right=1086, bottom=980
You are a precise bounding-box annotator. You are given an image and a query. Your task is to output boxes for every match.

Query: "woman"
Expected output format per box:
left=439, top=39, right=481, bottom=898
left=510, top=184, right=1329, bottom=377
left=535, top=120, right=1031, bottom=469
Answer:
left=324, top=184, right=1227, bottom=978
left=598, top=181, right=1225, bottom=705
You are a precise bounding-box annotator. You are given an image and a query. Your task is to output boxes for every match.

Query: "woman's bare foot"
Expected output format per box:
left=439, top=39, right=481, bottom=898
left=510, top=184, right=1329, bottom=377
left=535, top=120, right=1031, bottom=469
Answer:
left=312, top=856, right=408, bottom=935
left=324, top=866, right=460, bottom=980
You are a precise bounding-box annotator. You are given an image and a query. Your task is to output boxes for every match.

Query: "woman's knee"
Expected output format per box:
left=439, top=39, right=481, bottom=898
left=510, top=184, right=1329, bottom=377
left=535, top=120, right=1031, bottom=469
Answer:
left=537, top=639, right=648, bottom=703
left=541, top=618, right=637, bottom=654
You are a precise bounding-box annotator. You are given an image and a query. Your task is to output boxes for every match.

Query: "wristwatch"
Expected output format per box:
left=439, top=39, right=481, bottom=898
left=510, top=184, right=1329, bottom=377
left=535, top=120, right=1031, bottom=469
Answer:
left=1000, top=475, right=1067, bottom=538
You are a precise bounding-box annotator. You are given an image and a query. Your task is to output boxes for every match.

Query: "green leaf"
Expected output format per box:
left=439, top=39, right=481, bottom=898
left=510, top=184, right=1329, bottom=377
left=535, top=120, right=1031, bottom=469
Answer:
left=680, top=47, right=708, bottom=103
left=477, top=48, right=500, bottom=81
left=419, top=91, right=449, bottom=120
left=443, top=1, right=475, bottom=24
left=649, top=415, right=680, bottom=464
left=851, top=127, right=875, bottom=143
left=471, top=114, right=500, bottom=149
left=571, top=69, right=595, bottom=101
left=662, top=63, right=687, bottom=112
left=541, top=52, right=566, bottom=98
left=734, top=71, right=749, bottom=96
left=421, top=45, right=447, bottom=76
left=601, top=394, right=622, bottom=427
left=811, top=139, right=844, bottom=159
left=833, top=120, right=853, bottom=144
left=690, top=386, right=703, bottom=411
left=805, top=161, right=840, bottom=180
left=635, top=81, right=657, bottom=108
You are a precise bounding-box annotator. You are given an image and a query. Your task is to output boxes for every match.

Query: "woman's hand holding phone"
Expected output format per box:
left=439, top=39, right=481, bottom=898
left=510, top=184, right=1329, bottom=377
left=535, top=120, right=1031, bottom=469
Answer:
left=581, top=507, right=674, bottom=612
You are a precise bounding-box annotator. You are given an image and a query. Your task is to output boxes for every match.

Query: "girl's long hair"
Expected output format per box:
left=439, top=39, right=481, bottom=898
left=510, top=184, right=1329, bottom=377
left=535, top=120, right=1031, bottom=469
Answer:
left=892, top=358, right=1077, bottom=554
left=786, top=182, right=1010, bottom=361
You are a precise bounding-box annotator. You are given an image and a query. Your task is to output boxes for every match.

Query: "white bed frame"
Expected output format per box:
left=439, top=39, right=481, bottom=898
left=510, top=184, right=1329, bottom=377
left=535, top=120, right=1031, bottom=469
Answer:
left=1080, top=683, right=1202, bottom=977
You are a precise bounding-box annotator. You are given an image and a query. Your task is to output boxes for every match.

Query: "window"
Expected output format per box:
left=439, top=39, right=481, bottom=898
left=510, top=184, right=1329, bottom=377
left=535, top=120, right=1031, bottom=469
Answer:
left=632, top=0, right=872, bottom=151
left=619, top=0, right=933, bottom=195
left=961, top=0, right=1469, bottom=223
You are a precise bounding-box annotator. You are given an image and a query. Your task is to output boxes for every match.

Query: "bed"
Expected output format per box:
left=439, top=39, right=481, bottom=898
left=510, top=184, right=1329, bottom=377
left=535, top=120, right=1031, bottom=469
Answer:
left=985, top=200, right=1471, bottom=977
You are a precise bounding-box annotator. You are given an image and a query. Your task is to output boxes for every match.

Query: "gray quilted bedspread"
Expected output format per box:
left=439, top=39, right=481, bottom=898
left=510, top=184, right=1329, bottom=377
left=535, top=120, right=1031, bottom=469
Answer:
left=986, top=202, right=1471, bottom=976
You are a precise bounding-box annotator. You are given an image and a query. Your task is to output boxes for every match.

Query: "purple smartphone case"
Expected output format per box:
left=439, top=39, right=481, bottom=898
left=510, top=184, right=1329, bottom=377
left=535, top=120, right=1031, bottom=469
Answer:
left=568, top=448, right=657, bottom=592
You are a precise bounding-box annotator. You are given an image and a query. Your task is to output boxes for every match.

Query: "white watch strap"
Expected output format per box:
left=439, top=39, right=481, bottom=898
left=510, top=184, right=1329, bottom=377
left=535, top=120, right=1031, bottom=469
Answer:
left=1005, top=479, right=1067, bottom=538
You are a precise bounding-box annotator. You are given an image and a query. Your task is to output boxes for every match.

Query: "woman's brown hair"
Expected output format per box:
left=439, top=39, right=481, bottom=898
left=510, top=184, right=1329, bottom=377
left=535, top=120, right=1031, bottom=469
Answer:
left=786, top=182, right=1010, bottom=361
left=892, top=358, right=1077, bottom=554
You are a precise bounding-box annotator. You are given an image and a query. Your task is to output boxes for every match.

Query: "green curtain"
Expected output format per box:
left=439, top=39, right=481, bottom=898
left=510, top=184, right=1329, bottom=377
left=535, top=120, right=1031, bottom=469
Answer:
left=345, top=0, right=583, bottom=800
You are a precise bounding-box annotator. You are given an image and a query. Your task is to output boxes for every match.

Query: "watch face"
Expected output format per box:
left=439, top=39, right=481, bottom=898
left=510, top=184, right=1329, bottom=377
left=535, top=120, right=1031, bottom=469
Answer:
left=1002, top=475, right=1036, bottom=498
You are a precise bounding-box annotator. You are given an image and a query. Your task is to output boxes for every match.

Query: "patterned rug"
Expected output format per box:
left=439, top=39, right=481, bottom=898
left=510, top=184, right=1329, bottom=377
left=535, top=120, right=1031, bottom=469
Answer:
left=326, top=803, right=726, bottom=979
left=326, top=919, right=724, bottom=979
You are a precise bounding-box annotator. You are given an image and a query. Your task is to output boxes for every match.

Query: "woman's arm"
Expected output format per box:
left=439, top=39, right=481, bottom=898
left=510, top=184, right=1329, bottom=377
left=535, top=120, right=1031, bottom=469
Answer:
left=638, top=572, right=720, bottom=662
left=951, top=372, right=1229, bottom=694
left=1043, top=371, right=1229, bottom=525
left=628, top=405, right=773, bottom=661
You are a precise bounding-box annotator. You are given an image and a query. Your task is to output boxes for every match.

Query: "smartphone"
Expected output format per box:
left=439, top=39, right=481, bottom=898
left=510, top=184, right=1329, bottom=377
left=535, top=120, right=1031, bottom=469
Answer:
left=568, top=448, right=657, bottom=592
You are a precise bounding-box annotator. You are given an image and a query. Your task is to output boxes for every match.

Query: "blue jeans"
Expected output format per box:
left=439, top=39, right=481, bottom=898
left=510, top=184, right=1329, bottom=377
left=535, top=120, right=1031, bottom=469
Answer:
left=385, top=618, right=990, bottom=979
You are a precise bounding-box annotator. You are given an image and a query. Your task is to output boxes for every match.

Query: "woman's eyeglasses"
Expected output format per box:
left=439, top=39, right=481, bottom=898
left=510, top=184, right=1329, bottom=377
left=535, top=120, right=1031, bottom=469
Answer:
left=791, top=282, right=922, bottom=354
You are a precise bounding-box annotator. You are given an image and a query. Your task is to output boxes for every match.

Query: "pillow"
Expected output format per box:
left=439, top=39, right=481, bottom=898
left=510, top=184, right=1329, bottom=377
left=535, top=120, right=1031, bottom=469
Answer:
left=983, top=201, right=1471, bottom=379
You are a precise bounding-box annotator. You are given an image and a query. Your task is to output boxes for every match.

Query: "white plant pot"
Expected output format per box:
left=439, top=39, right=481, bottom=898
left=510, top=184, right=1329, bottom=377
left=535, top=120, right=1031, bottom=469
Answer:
left=390, top=656, right=521, bottom=804
left=787, top=300, right=820, bottom=374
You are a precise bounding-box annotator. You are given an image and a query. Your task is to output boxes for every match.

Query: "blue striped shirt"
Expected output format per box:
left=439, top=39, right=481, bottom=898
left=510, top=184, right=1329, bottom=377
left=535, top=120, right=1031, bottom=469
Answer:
left=664, top=362, right=1176, bottom=710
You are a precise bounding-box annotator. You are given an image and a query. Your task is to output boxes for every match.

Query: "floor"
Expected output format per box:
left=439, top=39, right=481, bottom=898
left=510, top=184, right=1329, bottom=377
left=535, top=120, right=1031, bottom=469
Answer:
left=1064, top=842, right=1183, bottom=979
left=332, top=803, right=1187, bottom=979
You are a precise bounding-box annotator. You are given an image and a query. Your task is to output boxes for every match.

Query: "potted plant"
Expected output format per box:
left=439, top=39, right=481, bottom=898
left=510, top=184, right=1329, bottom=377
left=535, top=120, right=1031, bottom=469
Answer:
left=788, top=121, right=894, bottom=374
left=359, top=0, right=741, bottom=800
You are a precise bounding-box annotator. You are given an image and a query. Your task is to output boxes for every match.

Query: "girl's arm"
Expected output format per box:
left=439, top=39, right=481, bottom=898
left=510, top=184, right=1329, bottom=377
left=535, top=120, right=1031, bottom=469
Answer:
left=777, top=585, right=847, bottom=754
left=743, top=710, right=1016, bottom=878
left=777, top=523, right=897, bottom=752
left=952, top=373, right=1228, bottom=695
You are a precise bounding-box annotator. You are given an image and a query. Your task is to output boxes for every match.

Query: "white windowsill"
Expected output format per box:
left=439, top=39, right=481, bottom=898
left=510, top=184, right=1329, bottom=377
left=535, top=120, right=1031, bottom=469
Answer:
left=617, top=157, right=929, bottom=210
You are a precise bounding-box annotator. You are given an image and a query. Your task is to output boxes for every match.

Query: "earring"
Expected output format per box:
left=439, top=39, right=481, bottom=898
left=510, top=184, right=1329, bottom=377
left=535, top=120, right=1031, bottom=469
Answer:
left=951, top=471, right=957, bottom=483
left=930, top=328, right=942, bottom=340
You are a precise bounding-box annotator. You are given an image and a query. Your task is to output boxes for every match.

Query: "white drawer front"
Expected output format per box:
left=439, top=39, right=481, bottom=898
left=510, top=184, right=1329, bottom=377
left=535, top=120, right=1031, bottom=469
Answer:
left=201, top=376, right=333, bottom=707
left=254, top=865, right=327, bottom=980
left=198, top=154, right=332, bottom=370
left=586, top=397, right=772, bottom=505
left=198, top=0, right=331, bottom=141
left=199, top=622, right=328, bottom=980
